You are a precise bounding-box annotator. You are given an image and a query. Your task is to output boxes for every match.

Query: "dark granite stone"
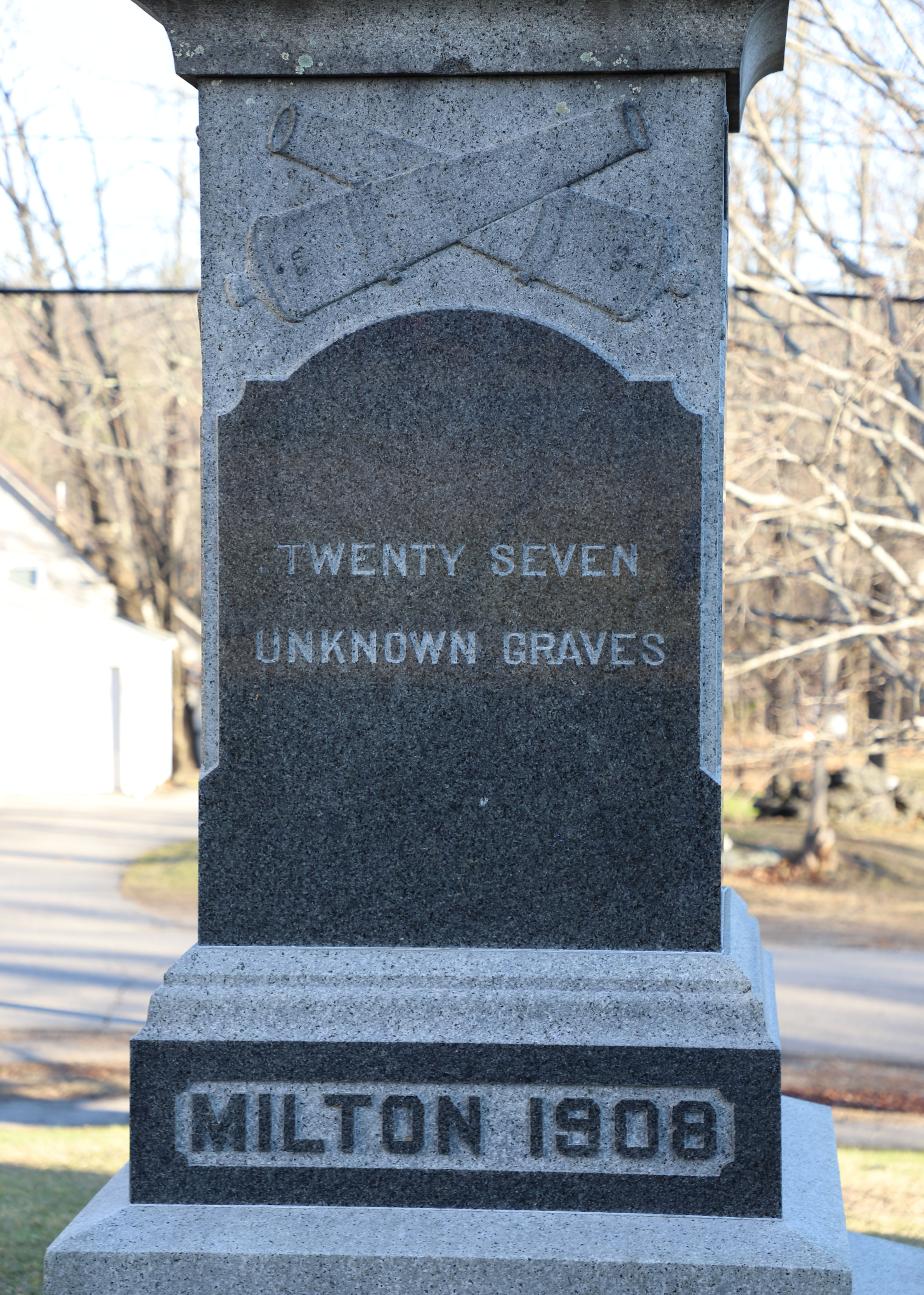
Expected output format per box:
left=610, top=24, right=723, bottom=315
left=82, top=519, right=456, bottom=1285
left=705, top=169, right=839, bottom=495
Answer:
left=131, top=1039, right=781, bottom=1215
left=200, top=310, right=720, bottom=949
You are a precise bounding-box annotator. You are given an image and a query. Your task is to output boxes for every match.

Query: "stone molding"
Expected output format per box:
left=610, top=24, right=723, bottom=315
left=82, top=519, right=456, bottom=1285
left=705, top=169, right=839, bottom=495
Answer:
left=131, top=0, right=789, bottom=128
left=138, top=890, right=778, bottom=1049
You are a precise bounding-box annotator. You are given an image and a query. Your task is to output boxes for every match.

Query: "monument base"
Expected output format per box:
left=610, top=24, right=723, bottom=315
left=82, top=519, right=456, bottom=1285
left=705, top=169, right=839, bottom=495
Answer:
left=47, top=1097, right=851, bottom=1294
left=128, top=889, right=784, bottom=1216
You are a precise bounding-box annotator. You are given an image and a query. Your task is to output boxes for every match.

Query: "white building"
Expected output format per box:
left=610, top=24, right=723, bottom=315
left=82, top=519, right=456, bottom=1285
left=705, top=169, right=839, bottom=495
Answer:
left=0, top=458, right=175, bottom=796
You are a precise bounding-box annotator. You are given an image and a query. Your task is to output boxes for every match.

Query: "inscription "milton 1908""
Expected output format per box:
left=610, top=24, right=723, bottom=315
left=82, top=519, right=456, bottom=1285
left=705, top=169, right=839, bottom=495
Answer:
left=177, top=1082, right=733, bottom=1177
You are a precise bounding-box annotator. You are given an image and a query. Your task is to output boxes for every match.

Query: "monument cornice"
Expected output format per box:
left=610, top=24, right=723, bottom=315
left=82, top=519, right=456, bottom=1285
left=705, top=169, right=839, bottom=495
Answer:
left=133, top=0, right=788, bottom=128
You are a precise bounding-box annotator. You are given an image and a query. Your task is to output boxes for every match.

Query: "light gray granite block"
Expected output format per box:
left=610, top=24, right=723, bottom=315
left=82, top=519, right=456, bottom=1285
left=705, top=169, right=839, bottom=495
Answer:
left=138, top=888, right=776, bottom=1048
left=46, top=1095, right=851, bottom=1294
left=195, top=72, right=729, bottom=793
left=850, top=1233, right=924, bottom=1293
left=132, top=0, right=788, bottom=127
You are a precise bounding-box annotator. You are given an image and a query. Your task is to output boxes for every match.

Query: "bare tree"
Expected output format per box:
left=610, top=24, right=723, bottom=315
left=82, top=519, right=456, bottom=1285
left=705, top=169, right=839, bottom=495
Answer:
left=725, top=0, right=924, bottom=859
left=0, top=82, right=201, bottom=778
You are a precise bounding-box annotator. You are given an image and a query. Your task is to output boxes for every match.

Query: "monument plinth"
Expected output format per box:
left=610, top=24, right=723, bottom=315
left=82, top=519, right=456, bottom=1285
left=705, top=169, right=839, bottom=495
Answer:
left=47, top=0, right=856, bottom=1290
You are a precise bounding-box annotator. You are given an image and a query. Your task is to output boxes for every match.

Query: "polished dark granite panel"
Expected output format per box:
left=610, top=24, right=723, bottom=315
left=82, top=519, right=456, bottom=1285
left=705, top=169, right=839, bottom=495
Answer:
left=199, top=310, right=720, bottom=949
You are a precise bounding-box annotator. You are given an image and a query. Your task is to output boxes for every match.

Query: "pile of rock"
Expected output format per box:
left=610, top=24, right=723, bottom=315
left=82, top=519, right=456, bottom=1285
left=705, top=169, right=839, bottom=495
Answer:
left=754, top=764, right=924, bottom=824
left=722, top=836, right=787, bottom=874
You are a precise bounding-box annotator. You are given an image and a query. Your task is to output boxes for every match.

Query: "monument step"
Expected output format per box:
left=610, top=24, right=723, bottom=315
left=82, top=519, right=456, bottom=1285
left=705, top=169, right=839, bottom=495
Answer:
left=46, top=1096, right=849, bottom=1295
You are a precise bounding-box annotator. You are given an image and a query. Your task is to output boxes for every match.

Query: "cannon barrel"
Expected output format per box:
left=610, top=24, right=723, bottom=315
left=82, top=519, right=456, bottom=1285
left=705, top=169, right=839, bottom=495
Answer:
left=246, top=101, right=648, bottom=322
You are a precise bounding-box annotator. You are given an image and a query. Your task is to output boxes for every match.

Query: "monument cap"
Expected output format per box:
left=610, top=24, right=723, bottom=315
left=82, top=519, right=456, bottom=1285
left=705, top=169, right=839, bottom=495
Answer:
left=133, top=0, right=788, bottom=128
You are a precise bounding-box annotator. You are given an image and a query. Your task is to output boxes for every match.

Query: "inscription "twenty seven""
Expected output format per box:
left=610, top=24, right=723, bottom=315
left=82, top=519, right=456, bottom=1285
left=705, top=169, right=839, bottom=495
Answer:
left=272, top=540, right=640, bottom=579
left=250, top=534, right=673, bottom=673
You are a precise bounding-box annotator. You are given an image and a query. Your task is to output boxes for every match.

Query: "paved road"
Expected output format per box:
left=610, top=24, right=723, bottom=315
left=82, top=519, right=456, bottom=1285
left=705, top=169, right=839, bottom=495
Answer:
left=772, top=944, right=924, bottom=1066
left=0, top=791, right=196, bottom=1069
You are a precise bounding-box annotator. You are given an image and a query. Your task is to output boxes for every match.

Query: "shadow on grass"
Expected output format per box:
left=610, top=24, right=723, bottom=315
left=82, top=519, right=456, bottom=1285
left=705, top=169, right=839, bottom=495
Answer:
left=0, top=1164, right=107, bottom=1295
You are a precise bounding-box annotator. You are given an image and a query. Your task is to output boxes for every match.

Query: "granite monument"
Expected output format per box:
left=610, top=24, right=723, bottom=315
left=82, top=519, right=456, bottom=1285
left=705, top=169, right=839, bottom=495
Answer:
left=47, top=1, right=860, bottom=1290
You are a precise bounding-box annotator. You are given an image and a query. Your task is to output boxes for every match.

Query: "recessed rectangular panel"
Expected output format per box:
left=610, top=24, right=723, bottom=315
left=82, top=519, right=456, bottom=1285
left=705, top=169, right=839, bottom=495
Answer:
left=131, top=1040, right=781, bottom=1214
left=200, top=310, right=720, bottom=949
left=176, top=1081, right=734, bottom=1176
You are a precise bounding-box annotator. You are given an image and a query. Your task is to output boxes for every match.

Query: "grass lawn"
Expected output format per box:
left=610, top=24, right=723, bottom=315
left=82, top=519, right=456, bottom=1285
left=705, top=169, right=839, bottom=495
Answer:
left=723, top=815, right=924, bottom=947
left=839, top=1147, right=924, bottom=1245
left=0, top=1123, right=920, bottom=1294
left=0, top=1124, right=128, bottom=1295
left=120, top=838, right=197, bottom=919
left=722, top=790, right=759, bottom=823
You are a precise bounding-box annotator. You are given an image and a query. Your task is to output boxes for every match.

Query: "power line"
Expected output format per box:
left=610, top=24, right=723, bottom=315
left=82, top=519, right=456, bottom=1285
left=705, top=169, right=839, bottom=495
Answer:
left=2, top=284, right=923, bottom=304
left=0, top=286, right=197, bottom=295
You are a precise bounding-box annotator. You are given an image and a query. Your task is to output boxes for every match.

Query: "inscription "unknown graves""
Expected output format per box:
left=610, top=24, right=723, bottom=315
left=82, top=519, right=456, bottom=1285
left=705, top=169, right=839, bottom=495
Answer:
left=255, top=535, right=664, bottom=672
left=255, top=627, right=667, bottom=669
left=177, top=1082, right=733, bottom=1177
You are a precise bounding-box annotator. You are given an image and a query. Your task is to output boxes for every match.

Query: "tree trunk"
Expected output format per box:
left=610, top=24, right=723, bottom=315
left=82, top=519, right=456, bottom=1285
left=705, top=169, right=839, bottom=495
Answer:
left=171, top=642, right=199, bottom=783
left=799, top=646, right=840, bottom=878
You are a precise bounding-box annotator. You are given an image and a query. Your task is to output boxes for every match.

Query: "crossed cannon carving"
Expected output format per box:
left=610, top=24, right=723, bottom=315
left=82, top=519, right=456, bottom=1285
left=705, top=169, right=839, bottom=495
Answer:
left=226, top=100, right=682, bottom=324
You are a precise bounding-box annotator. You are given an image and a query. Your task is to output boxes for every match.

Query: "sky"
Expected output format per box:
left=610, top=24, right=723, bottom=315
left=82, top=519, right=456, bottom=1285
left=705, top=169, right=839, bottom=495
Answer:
left=1, top=0, right=199, bottom=287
